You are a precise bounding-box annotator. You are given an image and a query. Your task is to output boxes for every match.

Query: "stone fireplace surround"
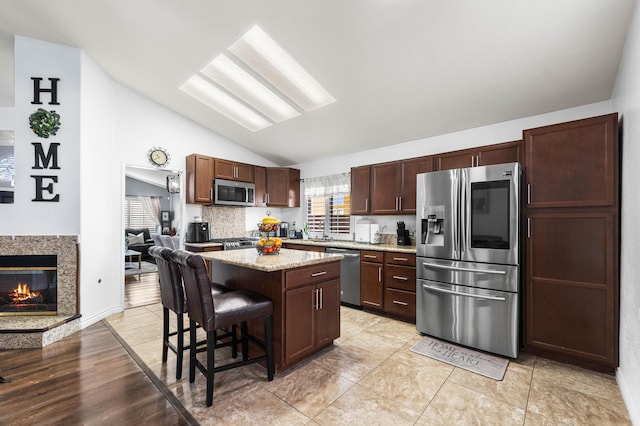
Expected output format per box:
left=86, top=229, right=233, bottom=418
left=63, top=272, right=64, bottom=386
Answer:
left=0, top=235, right=81, bottom=349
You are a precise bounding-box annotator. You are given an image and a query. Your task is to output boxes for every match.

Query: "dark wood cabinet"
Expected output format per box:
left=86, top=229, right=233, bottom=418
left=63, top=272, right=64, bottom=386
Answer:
left=284, top=266, right=340, bottom=366
left=282, top=243, right=325, bottom=252
left=524, top=116, right=617, bottom=208
left=266, top=167, right=300, bottom=207
left=350, top=166, right=370, bottom=214
left=523, top=113, right=619, bottom=372
left=370, top=162, right=399, bottom=214
left=214, top=159, right=254, bottom=182
left=254, top=166, right=267, bottom=206
left=436, top=140, right=522, bottom=171
left=383, top=252, right=416, bottom=322
left=370, top=157, right=432, bottom=214
left=400, top=157, right=433, bottom=214
left=360, top=250, right=384, bottom=310
left=185, top=155, right=299, bottom=208
left=185, top=154, right=214, bottom=204
left=211, top=258, right=340, bottom=373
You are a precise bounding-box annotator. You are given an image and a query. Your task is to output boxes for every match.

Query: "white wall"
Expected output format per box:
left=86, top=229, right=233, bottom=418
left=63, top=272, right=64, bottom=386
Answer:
left=612, top=0, right=640, bottom=423
left=78, top=52, right=122, bottom=326
left=293, top=101, right=614, bottom=179
left=111, top=81, right=281, bottom=236
left=0, top=36, right=81, bottom=235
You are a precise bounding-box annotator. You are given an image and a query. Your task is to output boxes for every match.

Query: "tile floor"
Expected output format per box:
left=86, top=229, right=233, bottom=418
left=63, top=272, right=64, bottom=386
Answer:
left=106, top=305, right=631, bottom=425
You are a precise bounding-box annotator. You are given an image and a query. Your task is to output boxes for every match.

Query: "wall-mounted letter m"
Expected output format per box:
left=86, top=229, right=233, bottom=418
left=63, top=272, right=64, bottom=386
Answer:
left=32, top=142, right=60, bottom=169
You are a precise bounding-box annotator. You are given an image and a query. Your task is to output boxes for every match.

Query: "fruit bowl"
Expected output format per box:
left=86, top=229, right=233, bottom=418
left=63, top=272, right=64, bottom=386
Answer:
left=256, top=244, right=281, bottom=255
left=258, top=223, right=279, bottom=233
left=256, top=237, right=282, bottom=255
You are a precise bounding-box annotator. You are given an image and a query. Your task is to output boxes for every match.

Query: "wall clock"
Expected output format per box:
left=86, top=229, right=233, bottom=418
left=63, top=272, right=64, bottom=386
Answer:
left=148, top=147, right=170, bottom=167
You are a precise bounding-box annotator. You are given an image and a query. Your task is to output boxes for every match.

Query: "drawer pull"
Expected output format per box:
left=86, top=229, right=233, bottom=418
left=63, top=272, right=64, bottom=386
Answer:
left=392, top=257, right=408, bottom=262
left=311, top=271, right=327, bottom=277
left=392, top=300, right=408, bottom=306
left=392, top=275, right=409, bottom=281
left=363, top=301, right=381, bottom=307
left=364, top=255, right=378, bottom=259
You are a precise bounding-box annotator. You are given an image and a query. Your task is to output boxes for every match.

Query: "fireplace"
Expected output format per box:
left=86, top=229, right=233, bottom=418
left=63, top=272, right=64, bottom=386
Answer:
left=0, top=255, right=57, bottom=315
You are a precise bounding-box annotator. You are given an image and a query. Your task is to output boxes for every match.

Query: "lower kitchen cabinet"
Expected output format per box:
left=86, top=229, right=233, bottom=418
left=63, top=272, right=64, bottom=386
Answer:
left=285, top=278, right=340, bottom=365
left=360, top=250, right=384, bottom=310
left=282, top=243, right=325, bottom=252
left=526, top=212, right=618, bottom=370
left=383, top=252, right=416, bottom=322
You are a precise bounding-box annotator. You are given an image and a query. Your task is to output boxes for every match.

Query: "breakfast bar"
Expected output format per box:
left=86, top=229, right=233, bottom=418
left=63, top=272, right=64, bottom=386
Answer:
left=200, top=248, right=343, bottom=373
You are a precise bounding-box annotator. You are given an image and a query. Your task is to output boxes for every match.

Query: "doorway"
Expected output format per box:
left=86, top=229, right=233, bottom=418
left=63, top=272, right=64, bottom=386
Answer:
left=123, top=165, right=182, bottom=309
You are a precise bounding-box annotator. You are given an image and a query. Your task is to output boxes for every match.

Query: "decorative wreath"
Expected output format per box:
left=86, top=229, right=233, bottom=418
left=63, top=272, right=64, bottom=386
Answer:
left=29, top=108, right=61, bottom=138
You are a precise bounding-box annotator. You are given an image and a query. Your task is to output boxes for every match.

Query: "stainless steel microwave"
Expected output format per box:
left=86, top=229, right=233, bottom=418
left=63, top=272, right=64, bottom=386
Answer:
left=213, top=178, right=255, bottom=207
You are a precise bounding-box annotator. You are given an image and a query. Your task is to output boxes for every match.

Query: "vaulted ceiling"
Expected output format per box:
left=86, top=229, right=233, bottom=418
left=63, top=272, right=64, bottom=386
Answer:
left=0, top=1, right=635, bottom=165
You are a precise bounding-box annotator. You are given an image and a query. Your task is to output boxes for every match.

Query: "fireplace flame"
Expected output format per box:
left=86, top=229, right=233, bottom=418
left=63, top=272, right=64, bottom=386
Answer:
left=10, top=282, right=42, bottom=303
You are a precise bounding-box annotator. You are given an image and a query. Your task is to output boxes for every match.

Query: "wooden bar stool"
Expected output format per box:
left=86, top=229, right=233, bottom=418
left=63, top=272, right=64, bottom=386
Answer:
left=149, top=246, right=236, bottom=380
left=170, top=249, right=274, bottom=407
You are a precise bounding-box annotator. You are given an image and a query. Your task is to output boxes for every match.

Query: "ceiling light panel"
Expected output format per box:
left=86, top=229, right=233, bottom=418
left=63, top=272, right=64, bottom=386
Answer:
left=180, top=75, right=271, bottom=132
left=201, top=54, right=300, bottom=123
left=229, top=25, right=336, bottom=112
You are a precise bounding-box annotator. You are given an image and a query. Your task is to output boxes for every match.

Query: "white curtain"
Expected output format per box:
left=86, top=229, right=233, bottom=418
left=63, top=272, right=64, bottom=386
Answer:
left=304, top=173, right=350, bottom=197
left=141, top=196, right=161, bottom=230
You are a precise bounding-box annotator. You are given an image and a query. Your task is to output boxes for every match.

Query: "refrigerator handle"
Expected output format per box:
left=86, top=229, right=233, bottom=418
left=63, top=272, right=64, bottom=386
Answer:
left=421, top=284, right=507, bottom=301
left=458, top=169, right=468, bottom=259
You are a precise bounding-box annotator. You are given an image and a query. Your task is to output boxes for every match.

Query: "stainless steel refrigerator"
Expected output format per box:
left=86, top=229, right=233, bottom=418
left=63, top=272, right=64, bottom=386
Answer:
left=416, top=162, right=521, bottom=358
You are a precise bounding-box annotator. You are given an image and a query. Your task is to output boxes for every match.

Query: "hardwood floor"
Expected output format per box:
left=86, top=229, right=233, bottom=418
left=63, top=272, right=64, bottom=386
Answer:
left=0, top=321, right=195, bottom=425
left=125, top=271, right=161, bottom=309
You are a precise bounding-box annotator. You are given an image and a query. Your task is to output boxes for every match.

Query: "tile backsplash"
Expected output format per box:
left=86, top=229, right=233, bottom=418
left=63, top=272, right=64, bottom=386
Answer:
left=202, top=206, right=247, bottom=239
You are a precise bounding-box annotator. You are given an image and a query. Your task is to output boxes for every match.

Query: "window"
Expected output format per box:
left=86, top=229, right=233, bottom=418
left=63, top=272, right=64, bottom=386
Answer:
left=124, top=197, right=159, bottom=234
left=304, top=173, right=351, bottom=236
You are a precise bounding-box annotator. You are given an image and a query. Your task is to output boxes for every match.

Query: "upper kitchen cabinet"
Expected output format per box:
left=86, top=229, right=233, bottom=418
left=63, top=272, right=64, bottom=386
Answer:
left=524, top=114, right=617, bottom=208
left=214, top=159, right=254, bottom=183
left=435, top=140, right=522, bottom=171
left=254, top=166, right=267, bottom=207
left=350, top=166, right=370, bottom=215
left=265, top=167, right=300, bottom=207
left=186, top=154, right=214, bottom=204
left=371, top=156, right=433, bottom=214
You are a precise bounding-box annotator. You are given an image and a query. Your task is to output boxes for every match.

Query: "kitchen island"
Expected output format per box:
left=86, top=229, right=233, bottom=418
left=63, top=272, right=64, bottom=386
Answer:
left=200, top=248, right=343, bottom=373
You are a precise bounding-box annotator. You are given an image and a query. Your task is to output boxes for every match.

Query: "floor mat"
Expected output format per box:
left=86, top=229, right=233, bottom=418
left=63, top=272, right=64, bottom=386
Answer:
left=410, top=335, right=509, bottom=380
left=124, top=261, right=157, bottom=276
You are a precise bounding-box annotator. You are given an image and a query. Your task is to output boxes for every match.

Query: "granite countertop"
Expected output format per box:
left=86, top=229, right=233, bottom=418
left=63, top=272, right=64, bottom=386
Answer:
left=283, top=238, right=417, bottom=254
left=184, top=241, right=224, bottom=248
left=200, top=248, right=343, bottom=272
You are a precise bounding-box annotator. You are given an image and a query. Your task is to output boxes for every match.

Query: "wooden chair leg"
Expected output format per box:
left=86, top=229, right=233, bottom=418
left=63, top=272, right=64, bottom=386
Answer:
left=176, top=313, right=184, bottom=380
left=241, top=322, right=249, bottom=361
left=189, top=319, right=197, bottom=383
left=206, top=330, right=216, bottom=407
left=264, top=315, right=274, bottom=381
left=231, top=324, right=238, bottom=359
left=162, top=307, right=169, bottom=363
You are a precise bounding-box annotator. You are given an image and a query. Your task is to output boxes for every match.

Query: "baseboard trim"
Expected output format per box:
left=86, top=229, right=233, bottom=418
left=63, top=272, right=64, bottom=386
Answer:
left=617, top=367, right=640, bottom=425
left=80, top=305, right=123, bottom=329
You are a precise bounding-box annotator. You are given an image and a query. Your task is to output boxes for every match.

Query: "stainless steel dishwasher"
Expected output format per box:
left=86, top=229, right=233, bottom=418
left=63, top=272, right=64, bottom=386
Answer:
left=326, top=247, right=361, bottom=307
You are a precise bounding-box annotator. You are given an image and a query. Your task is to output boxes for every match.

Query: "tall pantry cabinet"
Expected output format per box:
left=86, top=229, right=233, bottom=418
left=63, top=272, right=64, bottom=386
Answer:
left=523, top=113, right=619, bottom=372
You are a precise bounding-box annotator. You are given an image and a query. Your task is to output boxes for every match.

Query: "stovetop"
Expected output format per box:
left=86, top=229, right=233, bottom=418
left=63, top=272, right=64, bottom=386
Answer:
left=209, top=237, right=259, bottom=250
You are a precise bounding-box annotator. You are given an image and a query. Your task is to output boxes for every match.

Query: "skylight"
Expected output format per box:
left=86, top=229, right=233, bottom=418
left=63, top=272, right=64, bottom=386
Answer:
left=180, top=25, right=335, bottom=132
